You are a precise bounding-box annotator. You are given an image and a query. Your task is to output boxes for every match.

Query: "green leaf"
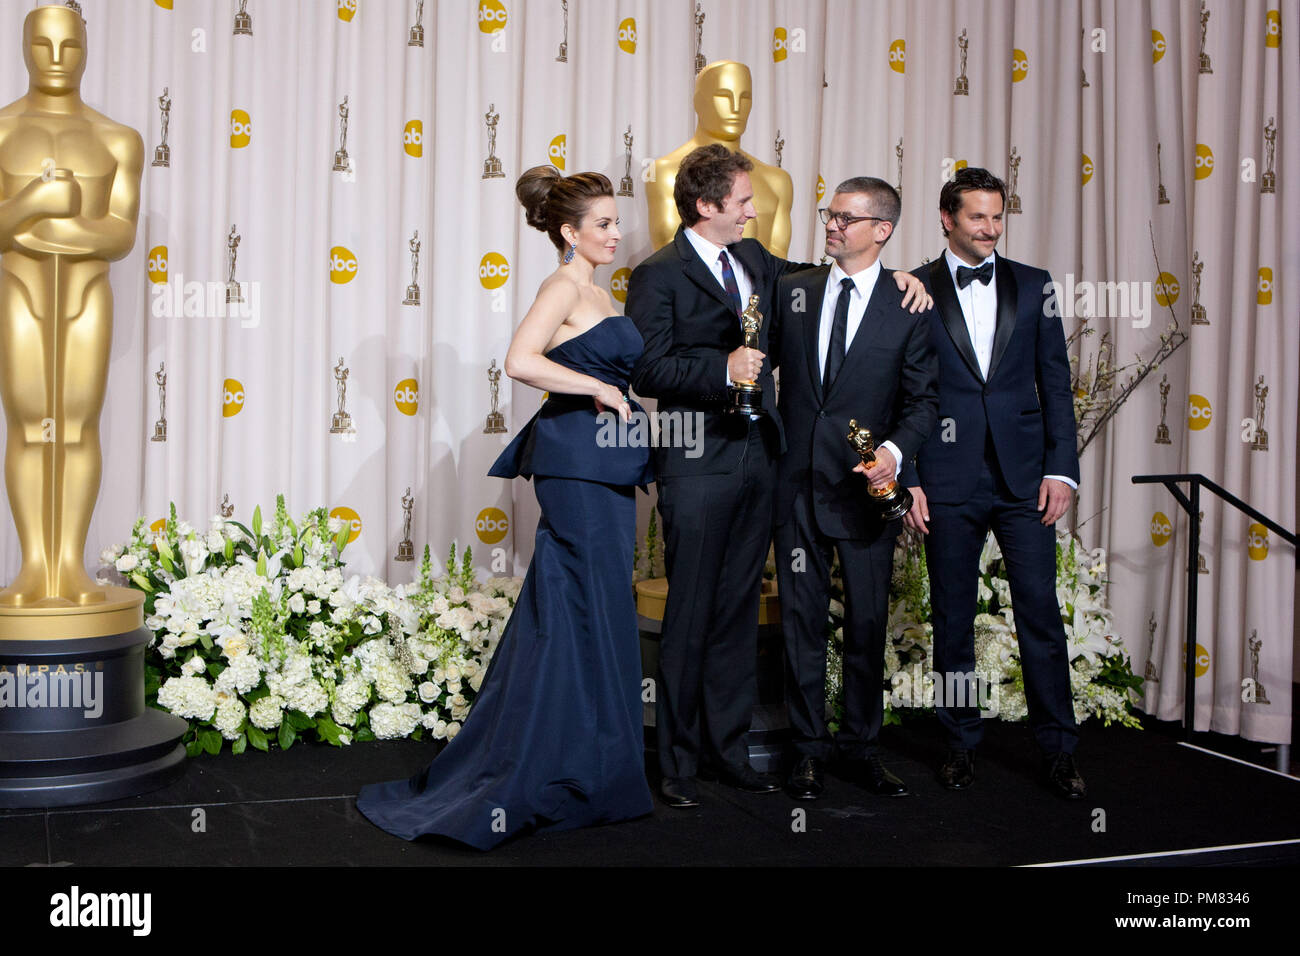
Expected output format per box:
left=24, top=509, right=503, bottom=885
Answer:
left=252, top=505, right=263, bottom=539
left=199, top=729, right=223, bottom=755
left=155, top=535, right=175, bottom=563
left=185, top=738, right=202, bottom=758
left=278, top=721, right=297, bottom=751
left=285, top=709, right=313, bottom=731
left=315, top=716, right=344, bottom=746
left=246, top=724, right=270, bottom=752
left=159, top=553, right=174, bottom=575
left=206, top=661, right=222, bottom=679
left=224, top=538, right=234, bottom=562
left=199, top=633, right=214, bottom=651
left=231, top=733, right=247, bottom=755
left=354, top=727, right=375, bottom=742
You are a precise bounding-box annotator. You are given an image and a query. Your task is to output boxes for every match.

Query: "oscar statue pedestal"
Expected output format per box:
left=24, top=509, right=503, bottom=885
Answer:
left=0, top=589, right=188, bottom=809
left=635, top=577, right=788, bottom=772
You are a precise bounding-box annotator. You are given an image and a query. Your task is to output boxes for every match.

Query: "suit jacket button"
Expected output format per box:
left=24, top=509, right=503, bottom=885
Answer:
left=818, top=411, right=826, bottom=419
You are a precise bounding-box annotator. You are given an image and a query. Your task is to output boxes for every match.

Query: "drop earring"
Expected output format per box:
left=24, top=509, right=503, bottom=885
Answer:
left=563, top=243, right=576, bottom=264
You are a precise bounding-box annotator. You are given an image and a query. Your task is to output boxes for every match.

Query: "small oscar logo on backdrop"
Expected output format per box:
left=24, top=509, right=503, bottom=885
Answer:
left=1261, top=117, right=1276, bottom=193
left=220, top=494, right=234, bottom=518
left=1154, top=373, right=1172, bottom=445
left=894, top=138, right=903, bottom=199
left=403, top=231, right=420, bottom=305
left=953, top=28, right=969, bottom=95
left=1198, top=0, right=1212, bottom=73
left=409, top=0, right=424, bottom=47
left=1144, top=613, right=1160, bottom=683
left=234, top=0, right=252, bottom=36
left=1250, top=376, right=1268, bottom=451
left=1156, top=143, right=1171, bottom=204
left=1196, top=509, right=1210, bottom=574
left=482, top=103, right=503, bottom=179
left=223, top=378, right=246, bottom=418
left=557, top=0, right=568, bottom=62
left=694, top=2, right=706, bottom=73
left=619, top=126, right=635, bottom=197
left=484, top=359, right=507, bottom=434
left=333, top=95, right=351, bottom=173
left=395, top=488, right=415, bottom=562
left=225, top=225, right=244, bottom=303
left=774, top=130, right=784, bottom=169
left=330, top=358, right=354, bottom=434
left=1006, top=146, right=1022, bottom=214
left=1190, top=251, right=1207, bottom=325
left=151, top=363, right=167, bottom=442
left=1080, top=28, right=1089, bottom=87
left=153, top=87, right=171, bottom=167
left=1246, top=631, right=1271, bottom=704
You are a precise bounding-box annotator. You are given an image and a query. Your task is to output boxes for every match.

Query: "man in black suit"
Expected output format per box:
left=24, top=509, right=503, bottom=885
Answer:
left=627, top=146, right=930, bottom=808
left=773, top=177, right=938, bottom=800
left=900, top=167, right=1086, bottom=799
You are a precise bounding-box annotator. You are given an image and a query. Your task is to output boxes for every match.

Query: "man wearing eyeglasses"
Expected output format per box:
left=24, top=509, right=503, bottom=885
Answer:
left=771, top=177, right=938, bottom=800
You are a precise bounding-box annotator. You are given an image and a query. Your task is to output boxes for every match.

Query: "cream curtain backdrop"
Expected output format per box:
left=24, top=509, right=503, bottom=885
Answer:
left=0, top=0, right=1293, bottom=744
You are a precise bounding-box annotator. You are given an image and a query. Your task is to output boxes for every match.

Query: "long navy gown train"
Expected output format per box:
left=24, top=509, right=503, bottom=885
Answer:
left=356, top=316, right=654, bottom=849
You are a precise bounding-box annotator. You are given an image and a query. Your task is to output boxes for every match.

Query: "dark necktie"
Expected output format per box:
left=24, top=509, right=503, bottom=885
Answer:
left=718, top=250, right=743, bottom=320
left=956, top=260, right=994, bottom=289
left=823, top=277, right=854, bottom=394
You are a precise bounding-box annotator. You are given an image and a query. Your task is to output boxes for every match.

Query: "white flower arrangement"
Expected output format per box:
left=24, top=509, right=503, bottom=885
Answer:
left=103, top=498, right=518, bottom=756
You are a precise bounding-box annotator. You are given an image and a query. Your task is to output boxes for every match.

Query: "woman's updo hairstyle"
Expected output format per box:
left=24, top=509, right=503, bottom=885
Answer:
left=516, top=166, right=614, bottom=254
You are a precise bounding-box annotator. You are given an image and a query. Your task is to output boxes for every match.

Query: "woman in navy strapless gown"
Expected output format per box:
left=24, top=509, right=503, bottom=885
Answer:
left=357, top=168, right=654, bottom=849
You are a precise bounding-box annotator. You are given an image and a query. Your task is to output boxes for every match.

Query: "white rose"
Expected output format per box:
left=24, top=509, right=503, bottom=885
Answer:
left=115, top=554, right=139, bottom=572
left=288, top=593, right=307, bottom=615
left=418, top=681, right=439, bottom=703
left=445, top=721, right=462, bottom=739
left=307, top=600, right=322, bottom=615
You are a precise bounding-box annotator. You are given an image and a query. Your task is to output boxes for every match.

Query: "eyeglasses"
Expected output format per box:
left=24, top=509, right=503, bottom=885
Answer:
left=818, top=208, right=886, bottom=229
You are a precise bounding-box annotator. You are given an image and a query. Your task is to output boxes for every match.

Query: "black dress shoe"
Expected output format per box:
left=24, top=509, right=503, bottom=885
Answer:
left=711, top=762, right=780, bottom=793
left=840, top=755, right=910, bottom=796
left=785, top=756, right=825, bottom=800
left=1044, top=752, right=1087, bottom=800
left=938, top=749, right=975, bottom=790
left=660, top=776, right=699, bottom=808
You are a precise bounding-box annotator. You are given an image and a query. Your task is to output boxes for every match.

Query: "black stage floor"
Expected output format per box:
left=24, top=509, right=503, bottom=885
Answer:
left=3, top=714, right=1297, bottom=868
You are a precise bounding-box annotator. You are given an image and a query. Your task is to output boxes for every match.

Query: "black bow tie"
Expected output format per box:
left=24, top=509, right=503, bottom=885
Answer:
left=956, top=261, right=994, bottom=289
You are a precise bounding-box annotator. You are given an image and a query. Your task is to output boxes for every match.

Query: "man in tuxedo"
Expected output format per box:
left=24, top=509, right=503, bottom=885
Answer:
left=627, top=145, right=930, bottom=808
left=773, top=177, right=938, bottom=800
left=900, top=167, right=1086, bottom=799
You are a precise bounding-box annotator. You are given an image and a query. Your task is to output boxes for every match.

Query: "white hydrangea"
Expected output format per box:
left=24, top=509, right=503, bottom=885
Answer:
left=248, top=694, right=285, bottom=730
left=213, top=694, right=247, bottom=740
left=157, top=675, right=218, bottom=721
left=369, top=702, right=422, bottom=739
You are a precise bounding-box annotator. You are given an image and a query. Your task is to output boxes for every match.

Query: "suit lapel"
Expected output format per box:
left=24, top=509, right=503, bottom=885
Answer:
left=824, top=269, right=890, bottom=404
left=985, top=253, right=1018, bottom=383
left=929, top=255, right=985, bottom=384
left=799, top=267, right=831, bottom=403
left=675, top=227, right=734, bottom=315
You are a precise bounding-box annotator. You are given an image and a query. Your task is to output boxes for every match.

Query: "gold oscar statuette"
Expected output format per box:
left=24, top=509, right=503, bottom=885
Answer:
left=645, top=61, right=793, bottom=258
left=846, top=420, right=913, bottom=521
left=395, top=487, right=415, bottom=561
left=728, top=294, right=764, bottom=418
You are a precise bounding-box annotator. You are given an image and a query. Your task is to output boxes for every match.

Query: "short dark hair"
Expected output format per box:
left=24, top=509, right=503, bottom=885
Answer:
left=674, top=144, right=753, bottom=226
left=834, top=176, right=901, bottom=233
left=938, top=167, right=1006, bottom=236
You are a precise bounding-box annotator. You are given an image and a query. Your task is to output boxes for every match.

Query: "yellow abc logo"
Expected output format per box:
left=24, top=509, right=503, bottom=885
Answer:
left=222, top=378, right=246, bottom=418
left=403, top=120, right=423, bottom=158
left=1151, top=29, right=1166, bottom=63
left=393, top=378, right=419, bottom=416
left=329, top=506, right=362, bottom=544
left=773, top=27, right=788, bottom=62
left=1011, top=48, right=1028, bottom=82
left=1150, top=511, right=1173, bottom=546
left=610, top=267, right=631, bottom=303
left=146, top=245, right=168, bottom=284
left=1194, top=143, right=1214, bottom=180
left=229, top=109, right=251, bottom=148
left=618, top=17, right=637, bottom=54
left=954, top=159, right=968, bottom=172
left=330, top=245, right=358, bottom=284
left=479, top=252, right=510, bottom=289
left=155, top=0, right=173, bottom=10
left=475, top=507, right=509, bottom=544
left=1257, top=266, right=1272, bottom=305
left=549, top=133, right=567, bottom=171
left=1154, top=271, right=1180, bottom=306
left=1181, top=643, right=1210, bottom=678
left=1187, top=394, right=1212, bottom=430
left=1247, top=522, right=1269, bottom=561
left=1081, top=153, right=1094, bottom=186
left=150, top=517, right=168, bottom=536
left=888, top=38, right=905, bottom=74
left=478, top=0, right=507, bottom=32
left=337, top=0, right=357, bottom=23
left=816, top=176, right=825, bottom=202
left=1265, top=10, right=1280, bottom=47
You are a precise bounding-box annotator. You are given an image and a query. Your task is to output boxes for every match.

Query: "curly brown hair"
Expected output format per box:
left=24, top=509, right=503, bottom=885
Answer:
left=673, top=144, right=753, bottom=227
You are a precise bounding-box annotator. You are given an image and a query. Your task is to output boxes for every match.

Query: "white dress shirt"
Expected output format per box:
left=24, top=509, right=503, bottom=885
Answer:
left=818, top=259, right=901, bottom=477
left=684, top=226, right=754, bottom=387
left=944, top=248, right=1077, bottom=491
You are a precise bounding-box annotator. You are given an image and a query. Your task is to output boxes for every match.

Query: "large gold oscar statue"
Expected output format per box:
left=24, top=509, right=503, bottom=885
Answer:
left=645, top=61, right=794, bottom=257
left=0, top=5, right=144, bottom=639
